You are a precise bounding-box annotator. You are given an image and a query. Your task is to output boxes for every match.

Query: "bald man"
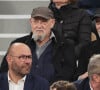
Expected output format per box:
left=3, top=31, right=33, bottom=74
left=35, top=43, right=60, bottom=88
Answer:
left=0, top=42, right=49, bottom=90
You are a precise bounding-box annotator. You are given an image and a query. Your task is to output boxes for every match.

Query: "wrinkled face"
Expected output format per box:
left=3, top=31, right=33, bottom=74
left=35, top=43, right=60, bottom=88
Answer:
left=7, top=43, right=32, bottom=77
left=30, top=17, right=55, bottom=41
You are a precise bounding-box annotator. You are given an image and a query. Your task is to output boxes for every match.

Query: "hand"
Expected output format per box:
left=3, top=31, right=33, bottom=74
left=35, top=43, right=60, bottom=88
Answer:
left=78, top=72, right=88, bottom=80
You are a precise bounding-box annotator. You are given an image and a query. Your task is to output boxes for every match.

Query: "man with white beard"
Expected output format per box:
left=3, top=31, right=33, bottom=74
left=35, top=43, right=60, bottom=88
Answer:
left=0, top=7, right=56, bottom=83
left=1, top=6, right=76, bottom=83
left=0, top=7, right=74, bottom=83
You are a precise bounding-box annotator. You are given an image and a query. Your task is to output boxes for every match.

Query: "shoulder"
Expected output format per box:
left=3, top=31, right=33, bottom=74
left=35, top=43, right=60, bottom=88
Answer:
left=64, top=5, right=91, bottom=21
left=32, top=75, right=49, bottom=84
left=0, top=72, right=8, bottom=84
left=11, top=32, right=32, bottom=44
left=26, top=74, right=49, bottom=89
left=68, top=4, right=89, bottom=16
left=0, top=72, right=7, bottom=79
left=67, top=4, right=91, bottom=18
left=72, top=8, right=92, bottom=23
left=73, top=8, right=91, bottom=18
left=74, top=78, right=89, bottom=89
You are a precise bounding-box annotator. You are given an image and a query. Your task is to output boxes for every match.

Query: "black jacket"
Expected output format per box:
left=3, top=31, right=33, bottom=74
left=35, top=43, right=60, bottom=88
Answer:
left=49, top=2, right=92, bottom=59
left=49, top=2, right=92, bottom=79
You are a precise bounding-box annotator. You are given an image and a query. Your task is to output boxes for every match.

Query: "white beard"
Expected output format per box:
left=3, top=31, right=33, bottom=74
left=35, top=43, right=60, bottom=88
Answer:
left=32, top=32, right=46, bottom=41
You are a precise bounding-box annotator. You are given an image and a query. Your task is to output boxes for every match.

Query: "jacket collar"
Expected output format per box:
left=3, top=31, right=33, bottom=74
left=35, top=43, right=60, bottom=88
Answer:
left=79, top=77, right=91, bottom=90
left=0, top=73, right=9, bottom=90
left=49, top=2, right=78, bottom=11
left=24, top=74, right=34, bottom=90
left=49, top=2, right=78, bottom=20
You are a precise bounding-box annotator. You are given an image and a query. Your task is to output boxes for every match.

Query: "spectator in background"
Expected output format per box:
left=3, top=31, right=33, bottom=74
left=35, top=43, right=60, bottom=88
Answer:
left=74, top=54, right=100, bottom=90
left=93, top=8, right=100, bottom=38
left=77, top=9, right=100, bottom=79
left=49, top=0, right=92, bottom=81
left=50, top=80, right=77, bottom=90
left=0, top=42, right=49, bottom=90
left=90, top=8, right=100, bottom=52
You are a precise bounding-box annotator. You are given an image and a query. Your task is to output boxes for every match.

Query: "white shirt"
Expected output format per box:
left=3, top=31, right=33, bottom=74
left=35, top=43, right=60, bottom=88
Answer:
left=8, top=72, right=26, bottom=90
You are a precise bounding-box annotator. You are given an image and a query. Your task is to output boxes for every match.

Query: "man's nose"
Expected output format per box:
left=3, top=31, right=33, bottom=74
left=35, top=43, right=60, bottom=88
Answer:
left=24, top=59, right=32, bottom=63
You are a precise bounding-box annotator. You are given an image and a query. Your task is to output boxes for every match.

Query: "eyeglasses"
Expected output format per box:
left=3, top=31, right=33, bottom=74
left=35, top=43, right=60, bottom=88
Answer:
left=10, top=55, right=32, bottom=61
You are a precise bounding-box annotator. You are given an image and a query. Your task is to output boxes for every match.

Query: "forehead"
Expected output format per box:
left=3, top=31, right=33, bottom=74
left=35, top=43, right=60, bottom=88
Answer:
left=11, top=43, right=31, bottom=54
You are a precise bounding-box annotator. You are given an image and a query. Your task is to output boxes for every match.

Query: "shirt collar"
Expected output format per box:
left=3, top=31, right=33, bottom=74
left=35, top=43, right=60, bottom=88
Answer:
left=50, top=31, right=56, bottom=40
left=8, top=71, right=26, bottom=83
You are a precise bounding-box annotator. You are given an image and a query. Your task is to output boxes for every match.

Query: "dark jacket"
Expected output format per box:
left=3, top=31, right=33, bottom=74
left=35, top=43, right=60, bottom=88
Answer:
left=74, top=78, right=91, bottom=90
left=49, top=2, right=92, bottom=79
left=77, top=19, right=100, bottom=76
left=0, top=72, right=49, bottom=90
left=49, top=2, right=91, bottom=59
left=0, top=32, right=76, bottom=82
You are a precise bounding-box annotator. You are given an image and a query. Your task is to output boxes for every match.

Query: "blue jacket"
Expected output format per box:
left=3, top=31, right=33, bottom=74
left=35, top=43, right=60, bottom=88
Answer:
left=0, top=72, right=49, bottom=90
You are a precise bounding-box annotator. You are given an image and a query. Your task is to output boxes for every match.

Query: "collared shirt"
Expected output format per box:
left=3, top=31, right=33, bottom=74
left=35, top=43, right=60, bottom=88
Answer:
left=32, top=32, right=56, bottom=58
left=8, top=72, right=26, bottom=90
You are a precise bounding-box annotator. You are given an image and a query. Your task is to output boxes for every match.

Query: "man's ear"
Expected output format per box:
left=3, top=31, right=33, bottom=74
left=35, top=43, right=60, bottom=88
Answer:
left=30, top=18, right=33, bottom=24
left=29, top=18, right=33, bottom=29
left=50, top=19, right=55, bottom=28
left=92, top=74, right=100, bottom=83
left=6, top=54, right=12, bottom=64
